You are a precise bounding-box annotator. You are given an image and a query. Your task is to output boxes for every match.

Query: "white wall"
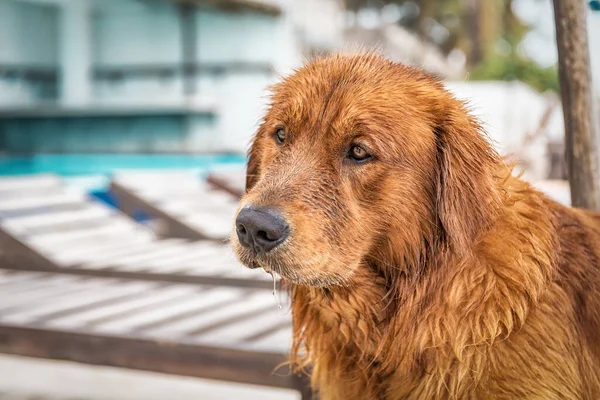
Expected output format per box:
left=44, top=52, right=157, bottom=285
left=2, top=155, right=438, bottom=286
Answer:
left=92, top=1, right=295, bottom=67
left=290, top=0, right=345, bottom=53
left=92, top=0, right=181, bottom=66
left=0, top=0, right=304, bottom=153
left=90, top=0, right=299, bottom=153
left=195, top=73, right=274, bottom=152
left=195, top=10, right=278, bottom=63
left=446, top=81, right=564, bottom=181
left=0, top=0, right=58, bottom=66
left=0, top=0, right=58, bottom=104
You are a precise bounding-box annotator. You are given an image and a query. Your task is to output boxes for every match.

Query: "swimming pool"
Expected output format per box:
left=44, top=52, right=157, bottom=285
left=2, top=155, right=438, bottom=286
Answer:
left=0, top=153, right=247, bottom=196
left=0, top=153, right=246, bottom=177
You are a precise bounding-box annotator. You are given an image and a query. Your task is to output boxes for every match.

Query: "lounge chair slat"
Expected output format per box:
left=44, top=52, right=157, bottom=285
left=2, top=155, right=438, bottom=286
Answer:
left=37, top=236, right=157, bottom=268
left=0, top=271, right=38, bottom=285
left=110, top=175, right=238, bottom=241
left=27, top=222, right=149, bottom=246
left=160, top=199, right=237, bottom=215
left=83, top=241, right=228, bottom=272
left=132, top=292, right=232, bottom=336
left=55, top=238, right=186, bottom=265
left=151, top=290, right=273, bottom=337
left=243, top=320, right=292, bottom=343
left=0, top=271, right=53, bottom=287
left=45, top=286, right=197, bottom=329
left=136, top=292, right=254, bottom=336
left=0, top=323, right=303, bottom=393
left=128, top=186, right=225, bottom=200
left=2, top=205, right=113, bottom=231
left=99, top=287, right=250, bottom=334
left=0, top=278, right=94, bottom=312
left=178, top=261, right=232, bottom=276
left=111, top=243, right=196, bottom=270
left=0, top=174, right=267, bottom=289
left=207, top=171, right=246, bottom=198
left=152, top=247, right=235, bottom=264
left=0, top=271, right=304, bottom=396
left=185, top=302, right=277, bottom=337
left=84, top=241, right=191, bottom=270
left=1, top=280, right=155, bottom=324
left=0, top=203, right=88, bottom=219
left=86, top=288, right=214, bottom=329
left=113, top=172, right=203, bottom=187
left=0, top=186, right=64, bottom=201
left=190, top=306, right=288, bottom=343
left=0, top=191, right=84, bottom=212
left=0, top=278, right=122, bottom=315
left=138, top=247, right=233, bottom=272
left=0, top=174, right=62, bottom=192
left=49, top=238, right=162, bottom=266
left=88, top=290, right=219, bottom=332
left=0, top=273, right=81, bottom=297
left=248, top=327, right=293, bottom=353
left=5, top=214, right=131, bottom=237
left=34, top=286, right=167, bottom=324
left=184, top=214, right=234, bottom=238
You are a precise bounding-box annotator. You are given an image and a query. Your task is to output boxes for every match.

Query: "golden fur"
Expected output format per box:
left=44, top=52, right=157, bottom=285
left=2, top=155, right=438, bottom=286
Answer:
left=232, top=53, right=600, bottom=399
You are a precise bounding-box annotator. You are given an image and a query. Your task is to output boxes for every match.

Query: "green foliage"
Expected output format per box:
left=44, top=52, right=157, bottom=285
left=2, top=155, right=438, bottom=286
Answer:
left=470, top=54, right=559, bottom=93
left=347, top=0, right=559, bottom=92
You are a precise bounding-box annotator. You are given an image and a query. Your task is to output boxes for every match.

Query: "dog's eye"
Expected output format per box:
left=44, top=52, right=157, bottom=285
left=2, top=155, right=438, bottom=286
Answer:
left=275, top=129, right=286, bottom=144
left=348, top=145, right=371, bottom=162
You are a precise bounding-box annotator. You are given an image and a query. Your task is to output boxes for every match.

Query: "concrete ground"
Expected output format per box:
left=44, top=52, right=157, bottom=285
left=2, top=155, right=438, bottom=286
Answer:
left=0, top=355, right=300, bottom=400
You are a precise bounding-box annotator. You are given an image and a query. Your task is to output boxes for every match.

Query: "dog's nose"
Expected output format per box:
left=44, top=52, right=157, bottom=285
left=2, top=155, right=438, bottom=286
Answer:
left=236, top=208, right=289, bottom=253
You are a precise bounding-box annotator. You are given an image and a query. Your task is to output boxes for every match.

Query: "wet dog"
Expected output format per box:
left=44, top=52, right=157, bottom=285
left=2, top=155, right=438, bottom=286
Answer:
left=232, top=53, right=600, bottom=399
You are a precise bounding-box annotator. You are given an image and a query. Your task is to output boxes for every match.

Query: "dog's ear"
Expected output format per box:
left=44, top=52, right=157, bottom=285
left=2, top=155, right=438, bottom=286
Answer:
left=245, top=130, right=264, bottom=192
left=434, top=101, right=502, bottom=255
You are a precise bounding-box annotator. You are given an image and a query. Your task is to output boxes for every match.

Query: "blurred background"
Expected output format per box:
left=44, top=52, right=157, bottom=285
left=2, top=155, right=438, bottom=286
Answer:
left=0, top=0, right=598, bottom=188
left=0, top=0, right=598, bottom=399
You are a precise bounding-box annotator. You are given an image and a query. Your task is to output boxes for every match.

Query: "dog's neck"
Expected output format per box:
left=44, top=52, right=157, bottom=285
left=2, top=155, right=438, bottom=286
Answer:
left=291, top=176, right=559, bottom=398
left=291, top=270, right=390, bottom=397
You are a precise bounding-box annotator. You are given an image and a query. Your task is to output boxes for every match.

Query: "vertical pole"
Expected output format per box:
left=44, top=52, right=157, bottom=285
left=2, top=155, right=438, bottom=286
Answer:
left=468, top=0, right=482, bottom=67
left=60, top=0, right=92, bottom=105
left=553, top=0, right=600, bottom=210
left=179, top=4, right=197, bottom=98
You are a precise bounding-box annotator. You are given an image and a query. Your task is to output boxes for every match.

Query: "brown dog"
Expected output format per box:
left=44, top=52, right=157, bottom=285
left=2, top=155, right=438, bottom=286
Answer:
left=232, top=53, right=600, bottom=399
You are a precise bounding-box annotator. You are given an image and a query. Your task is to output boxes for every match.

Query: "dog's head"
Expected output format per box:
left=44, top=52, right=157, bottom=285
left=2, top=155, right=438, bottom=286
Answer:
left=232, top=54, right=501, bottom=287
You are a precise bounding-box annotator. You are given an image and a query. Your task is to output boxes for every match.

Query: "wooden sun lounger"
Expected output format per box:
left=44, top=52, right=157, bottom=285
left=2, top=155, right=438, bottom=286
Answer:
left=0, top=175, right=271, bottom=289
left=0, top=270, right=310, bottom=399
left=110, top=171, right=239, bottom=241
left=207, top=170, right=246, bottom=198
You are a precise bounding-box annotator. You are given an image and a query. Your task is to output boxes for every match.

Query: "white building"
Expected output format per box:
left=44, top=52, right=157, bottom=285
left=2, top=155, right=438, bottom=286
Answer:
left=0, top=0, right=302, bottom=153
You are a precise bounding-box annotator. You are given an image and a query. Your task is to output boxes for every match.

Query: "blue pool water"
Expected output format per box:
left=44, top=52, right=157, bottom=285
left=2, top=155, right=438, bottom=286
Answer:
left=0, top=154, right=246, bottom=216
left=0, top=154, right=246, bottom=177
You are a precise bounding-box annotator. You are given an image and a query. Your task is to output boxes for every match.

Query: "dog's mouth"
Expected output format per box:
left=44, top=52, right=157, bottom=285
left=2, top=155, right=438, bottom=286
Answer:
left=236, top=249, right=303, bottom=284
left=241, top=254, right=285, bottom=275
left=236, top=247, right=354, bottom=288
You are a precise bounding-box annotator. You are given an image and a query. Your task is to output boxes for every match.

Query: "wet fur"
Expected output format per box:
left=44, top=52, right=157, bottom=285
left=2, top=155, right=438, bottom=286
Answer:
left=233, top=53, right=600, bottom=399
